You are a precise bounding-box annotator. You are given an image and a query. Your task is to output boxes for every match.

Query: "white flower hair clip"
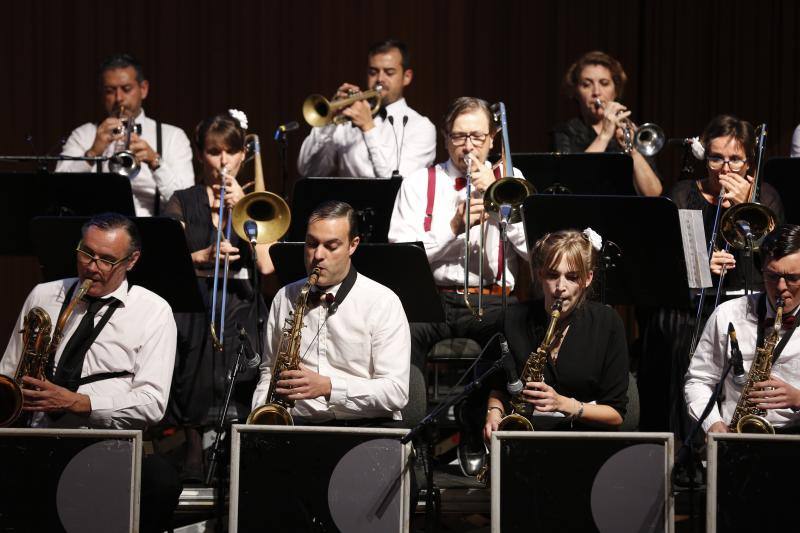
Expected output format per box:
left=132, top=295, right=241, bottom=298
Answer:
left=583, top=227, right=603, bottom=251
left=228, top=109, right=248, bottom=130
left=690, top=136, right=705, bottom=160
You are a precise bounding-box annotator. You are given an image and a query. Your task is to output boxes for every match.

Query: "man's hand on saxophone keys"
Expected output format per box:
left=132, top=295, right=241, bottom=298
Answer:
left=275, top=364, right=333, bottom=401
left=749, top=377, right=800, bottom=411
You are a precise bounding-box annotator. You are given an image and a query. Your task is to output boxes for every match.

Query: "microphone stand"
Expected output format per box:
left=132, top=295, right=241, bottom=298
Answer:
left=673, top=347, right=736, bottom=533
left=248, top=239, right=265, bottom=356
left=400, top=356, right=506, bottom=533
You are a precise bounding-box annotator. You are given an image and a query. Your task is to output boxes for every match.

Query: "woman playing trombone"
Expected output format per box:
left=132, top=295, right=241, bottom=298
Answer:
left=553, top=50, right=662, bottom=197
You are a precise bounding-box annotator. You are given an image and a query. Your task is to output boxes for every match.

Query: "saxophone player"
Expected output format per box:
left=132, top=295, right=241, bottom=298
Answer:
left=685, top=224, right=800, bottom=434
left=484, top=229, right=630, bottom=441
left=251, top=200, right=411, bottom=425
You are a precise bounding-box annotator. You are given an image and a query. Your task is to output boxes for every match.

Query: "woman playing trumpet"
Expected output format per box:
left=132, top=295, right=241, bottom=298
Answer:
left=484, top=229, right=629, bottom=440
left=553, top=50, right=662, bottom=197
left=161, top=111, right=273, bottom=481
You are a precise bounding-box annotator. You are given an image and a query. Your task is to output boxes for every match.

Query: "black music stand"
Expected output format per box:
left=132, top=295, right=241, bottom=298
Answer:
left=765, top=156, right=800, bottom=224
left=0, top=171, right=135, bottom=254
left=511, top=152, right=635, bottom=195
left=521, top=195, right=689, bottom=307
left=269, top=242, right=444, bottom=323
left=287, top=177, right=403, bottom=243
left=30, top=216, right=204, bottom=312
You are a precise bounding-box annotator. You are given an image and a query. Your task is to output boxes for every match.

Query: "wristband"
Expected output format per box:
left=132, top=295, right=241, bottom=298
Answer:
left=570, top=400, right=584, bottom=428
left=487, top=406, right=505, bottom=417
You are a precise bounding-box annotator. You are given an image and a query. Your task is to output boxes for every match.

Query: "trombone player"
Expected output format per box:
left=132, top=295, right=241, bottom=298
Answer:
left=297, top=39, right=435, bottom=178
left=388, top=96, right=529, bottom=475
left=57, top=53, right=194, bottom=216
left=685, top=224, right=800, bottom=435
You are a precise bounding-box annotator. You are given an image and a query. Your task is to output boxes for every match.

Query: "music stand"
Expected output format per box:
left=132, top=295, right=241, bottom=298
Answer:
left=269, top=242, right=444, bottom=323
left=30, top=216, right=204, bottom=312
left=287, top=177, right=403, bottom=243
left=0, top=171, right=135, bottom=254
left=765, top=156, right=800, bottom=224
left=521, top=195, right=689, bottom=307
left=511, top=152, right=635, bottom=196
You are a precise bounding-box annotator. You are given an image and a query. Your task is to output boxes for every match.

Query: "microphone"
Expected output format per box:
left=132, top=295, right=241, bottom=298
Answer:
left=735, top=219, right=753, bottom=239
left=243, top=219, right=258, bottom=245
left=728, top=322, right=746, bottom=386
left=499, top=334, right=523, bottom=395
left=237, top=323, right=262, bottom=369
left=387, top=115, right=408, bottom=178
left=274, top=121, right=299, bottom=140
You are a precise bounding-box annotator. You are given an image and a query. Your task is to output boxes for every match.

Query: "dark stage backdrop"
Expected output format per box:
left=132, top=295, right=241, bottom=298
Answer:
left=1, top=0, right=799, bottom=339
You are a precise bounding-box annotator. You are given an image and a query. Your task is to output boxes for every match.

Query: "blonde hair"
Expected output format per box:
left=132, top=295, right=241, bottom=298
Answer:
left=531, top=229, right=598, bottom=306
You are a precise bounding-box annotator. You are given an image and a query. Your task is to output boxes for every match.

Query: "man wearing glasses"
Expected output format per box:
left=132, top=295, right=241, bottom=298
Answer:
left=0, top=212, right=179, bottom=532
left=388, top=97, right=529, bottom=475
left=686, top=224, right=800, bottom=434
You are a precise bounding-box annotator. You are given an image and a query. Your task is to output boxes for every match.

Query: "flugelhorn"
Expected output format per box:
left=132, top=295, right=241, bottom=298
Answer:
left=303, top=83, right=384, bottom=127
left=593, top=98, right=665, bottom=156
left=108, top=106, right=142, bottom=178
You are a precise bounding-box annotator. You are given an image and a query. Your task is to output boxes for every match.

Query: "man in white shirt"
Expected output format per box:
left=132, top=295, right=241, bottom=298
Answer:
left=56, top=54, right=194, bottom=216
left=297, top=40, right=436, bottom=178
left=0, top=212, right=180, bottom=532
left=389, top=96, right=530, bottom=474
left=252, top=200, right=410, bottom=424
left=685, top=224, right=800, bottom=435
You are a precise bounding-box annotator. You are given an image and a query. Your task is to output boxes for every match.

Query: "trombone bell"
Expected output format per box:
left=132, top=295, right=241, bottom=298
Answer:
left=232, top=192, right=291, bottom=244
left=720, top=202, right=776, bottom=251
left=484, top=177, right=537, bottom=223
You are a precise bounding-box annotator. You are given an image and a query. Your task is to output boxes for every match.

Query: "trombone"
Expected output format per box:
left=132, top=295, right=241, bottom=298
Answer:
left=593, top=98, right=665, bottom=156
left=303, top=83, right=384, bottom=127
left=109, top=106, right=142, bottom=178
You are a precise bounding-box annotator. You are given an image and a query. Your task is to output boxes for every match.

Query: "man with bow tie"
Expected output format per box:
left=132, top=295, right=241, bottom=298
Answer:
left=297, top=39, right=435, bottom=178
left=686, top=224, right=800, bottom=434
left=388, top=96, right=529, bottom=475
left=251, top=200, right=410, bottom=424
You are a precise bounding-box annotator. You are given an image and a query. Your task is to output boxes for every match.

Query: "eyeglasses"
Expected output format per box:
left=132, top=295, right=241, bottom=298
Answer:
left=448, top=132, right=489, bottom=147
left=76, top=242, right=132, bottom=273
left=706, top=156, right=747, bottom=172
left=763, top=269, right=800, bottom=286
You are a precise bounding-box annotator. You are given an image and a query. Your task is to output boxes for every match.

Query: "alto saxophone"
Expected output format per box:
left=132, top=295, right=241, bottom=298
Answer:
left=0, top=279, right=92, bottom=427
left=498, top=298, right=563, bottom=431
left=247, top=267, right=320, bottom=425
left=728, top=297, right=784, bottom=434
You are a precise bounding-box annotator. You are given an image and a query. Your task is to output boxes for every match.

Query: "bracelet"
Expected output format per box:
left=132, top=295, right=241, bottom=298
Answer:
left=570, top=400, right=584, bottom=428
left=487, top=406, right=505, bottom=417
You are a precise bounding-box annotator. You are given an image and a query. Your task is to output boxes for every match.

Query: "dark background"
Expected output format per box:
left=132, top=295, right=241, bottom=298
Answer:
left=1, top=0, right=799, bottom=339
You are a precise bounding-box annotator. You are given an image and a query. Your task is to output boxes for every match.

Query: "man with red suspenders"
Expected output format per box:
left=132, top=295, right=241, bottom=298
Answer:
left=388, top=96, right=529, bottom=475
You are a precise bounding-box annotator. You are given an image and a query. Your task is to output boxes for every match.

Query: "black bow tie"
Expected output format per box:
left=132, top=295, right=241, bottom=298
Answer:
left=309, top=290, right=335, bottom=307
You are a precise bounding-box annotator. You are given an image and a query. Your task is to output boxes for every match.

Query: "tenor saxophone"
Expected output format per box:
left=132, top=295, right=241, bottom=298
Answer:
left=728, top=297, right=784, bottom=434
left=497, top=298, right=563, bottom=431
left=247, top=267, right=320, bottom=425
left=0, top=279, right=92, bottom=427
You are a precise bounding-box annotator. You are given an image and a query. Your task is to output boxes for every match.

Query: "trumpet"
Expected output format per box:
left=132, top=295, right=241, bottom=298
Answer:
left=593, top=98, right=665, bottom=156
left=108, top=106, right=142, bottom=178
left=303, top=83, right=384, bottom=127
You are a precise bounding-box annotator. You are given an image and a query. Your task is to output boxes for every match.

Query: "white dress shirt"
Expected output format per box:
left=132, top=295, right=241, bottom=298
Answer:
left=791, top=124, right=800, bottom=157
left=252, top=272, right=410, bottom=422
left=388, top=159, right=528, bottom=289
left=685, top=293, right=800, bottom=433
left=56, top=109, right=195, bottom=216
left=1, top=278, right=177, bottom=429
left=297, top=97, right=436, bottom=178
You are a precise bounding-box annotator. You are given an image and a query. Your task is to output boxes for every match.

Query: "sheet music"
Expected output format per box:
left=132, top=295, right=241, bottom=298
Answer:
left=679, top=209, right=712, bottom=289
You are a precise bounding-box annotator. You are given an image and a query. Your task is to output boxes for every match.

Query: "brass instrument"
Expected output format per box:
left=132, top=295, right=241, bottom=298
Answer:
left=719, top=124, right=776, bottom=252
left=303, top=83, right=384, bottom=127
left=247, top=267, right=321, bottom=425
left=209, top=164, right=234, bottom=352
left=463, top=102, right=535, bottom=319
left=231, top=134, right=291, bottom=244
left=108, top=106, right=142, bottom=178
left=728, top=297, right=784, bottom=433
left=498, top=298, right=563, bottom=431
left=593, top=98, right=665, bottom=156
left=0, top=278, right=92, bottom=427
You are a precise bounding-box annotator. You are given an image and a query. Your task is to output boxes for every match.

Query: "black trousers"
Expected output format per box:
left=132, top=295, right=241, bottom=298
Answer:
left=140, top=454, right=182, bottom=533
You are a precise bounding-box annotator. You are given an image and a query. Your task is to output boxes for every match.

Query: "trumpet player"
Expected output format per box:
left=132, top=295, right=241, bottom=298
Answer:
left=685, top=224, right=800, bottom=434
left=297, top=39, right=435, bottom=178
left=388, top=97, right=529, bottom=475
left=57, top=53, right=194, bottom=216
left=553, top=50, right=662, bottom=197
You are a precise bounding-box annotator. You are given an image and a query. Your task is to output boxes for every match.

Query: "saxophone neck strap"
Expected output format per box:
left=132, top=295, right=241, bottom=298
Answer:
left=755, top=292, right=797, bottom=366
left=327, top=266, right=358, bottom=316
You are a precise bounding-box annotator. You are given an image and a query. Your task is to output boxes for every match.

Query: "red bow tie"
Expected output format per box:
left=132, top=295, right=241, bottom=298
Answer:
left=454, top=177, right=467, bottom=191
left=309, top=290, right=335, bottom=306
left=763, top=315, right=797, bottom=330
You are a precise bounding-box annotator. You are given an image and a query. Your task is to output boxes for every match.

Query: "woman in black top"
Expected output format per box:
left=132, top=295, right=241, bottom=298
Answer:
left=552, top=51, right=661, bottom=197
left=162, top=112, right=273, bottom=480
left=484, top=229, right=629, bottom=439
